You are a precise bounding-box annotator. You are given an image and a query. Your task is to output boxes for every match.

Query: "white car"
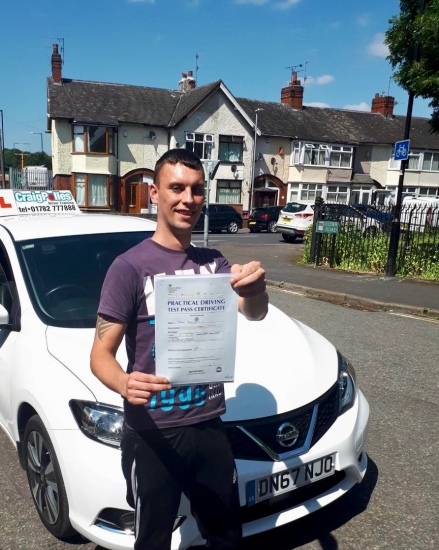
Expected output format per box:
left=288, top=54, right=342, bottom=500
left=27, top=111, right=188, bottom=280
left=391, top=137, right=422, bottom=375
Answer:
left=276, top=200, right=315, bottom=242
left=0, top=190, right=370, bottom=549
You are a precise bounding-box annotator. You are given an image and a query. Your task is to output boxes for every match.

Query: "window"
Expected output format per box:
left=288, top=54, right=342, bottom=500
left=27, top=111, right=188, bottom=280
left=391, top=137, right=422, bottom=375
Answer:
left=419, top=187, right=439, bottom=196
left=219, top=135, right=244, bottom=162
left=216, top=180, right=242, bottom=203
left=185, top=133, right=213, bottom=159
left=303, top=143, right=327, bottom=166
left=300, top=183, right=323, bottom=201
left=73, top=125, right=114, bottom=154
left=73, top=173, right=109, bottom=207
left=327, top=185, right=349, bottom=204
left=422, top=152, right=439, bottom=171
left=293, top=142, right=353, bottom=168
left=407, top=151, right=421, bottom=170
left=289, top=184, right=299, bottom=202
left=330, top=146, right=353, bottom=168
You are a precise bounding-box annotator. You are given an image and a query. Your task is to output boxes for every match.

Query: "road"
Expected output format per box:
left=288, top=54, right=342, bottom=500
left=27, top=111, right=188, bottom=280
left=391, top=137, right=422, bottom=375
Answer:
left=1, top=232, right=438, bottom=550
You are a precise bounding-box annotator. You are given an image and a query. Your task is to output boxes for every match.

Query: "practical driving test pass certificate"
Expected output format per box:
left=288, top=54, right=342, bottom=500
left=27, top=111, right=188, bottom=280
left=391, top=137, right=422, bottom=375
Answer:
left=154, top=273, right=238, bottom=385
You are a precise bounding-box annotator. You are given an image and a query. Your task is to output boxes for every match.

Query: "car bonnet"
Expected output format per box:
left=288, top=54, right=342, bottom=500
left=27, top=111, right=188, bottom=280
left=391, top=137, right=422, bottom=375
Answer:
left=45, top=304, right=338, bottom=421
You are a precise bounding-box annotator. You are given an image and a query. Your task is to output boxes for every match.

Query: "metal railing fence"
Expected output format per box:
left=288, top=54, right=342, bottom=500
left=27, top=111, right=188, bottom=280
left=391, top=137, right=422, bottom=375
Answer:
left=307, top=201, right=439, bottom=279
left=8, top=167, right=53, bottom=190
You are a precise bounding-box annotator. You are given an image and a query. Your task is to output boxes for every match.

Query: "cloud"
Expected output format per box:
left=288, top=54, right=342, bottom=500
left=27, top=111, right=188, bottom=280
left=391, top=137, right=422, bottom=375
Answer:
left=304, top=102, right=331, bottom=108
left=343, top=102, right=370, bottom=111
left=273, top=0, right=301, bottom=9
left=234, top=0, right=269, bottom=4
left=357, top=13, right=371, bottom=27
left=234, top=0, right=301, bottom=6
left=368, top=33, right=389, bottom=58
left=305, top=75, right=335, bottom=86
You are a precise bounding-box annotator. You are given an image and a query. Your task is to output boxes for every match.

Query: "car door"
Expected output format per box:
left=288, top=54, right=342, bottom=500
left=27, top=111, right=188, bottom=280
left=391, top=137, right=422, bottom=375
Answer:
left=0, top=242, right=21, bottom=433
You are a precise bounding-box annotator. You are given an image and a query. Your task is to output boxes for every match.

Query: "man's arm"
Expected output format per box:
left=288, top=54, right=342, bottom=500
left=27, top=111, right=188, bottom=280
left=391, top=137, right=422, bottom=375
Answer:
left=90, top=314, right=171, bottom=405
left=230, top=261, right=268, bottom=321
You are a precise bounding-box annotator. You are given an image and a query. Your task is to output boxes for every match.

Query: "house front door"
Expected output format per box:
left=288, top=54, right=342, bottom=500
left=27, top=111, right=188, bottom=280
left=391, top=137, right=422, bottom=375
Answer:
left=128, top=183, right=140, bottom=213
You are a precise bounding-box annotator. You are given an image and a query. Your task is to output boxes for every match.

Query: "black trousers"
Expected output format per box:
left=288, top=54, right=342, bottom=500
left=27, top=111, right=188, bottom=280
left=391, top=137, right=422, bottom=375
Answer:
left=121, top=417, right=242, bottom=550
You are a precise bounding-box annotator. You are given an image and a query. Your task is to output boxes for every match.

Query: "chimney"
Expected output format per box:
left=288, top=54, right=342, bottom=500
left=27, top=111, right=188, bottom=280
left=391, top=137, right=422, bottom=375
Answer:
left=178, top=71, right=196, bottom=93
left=51, top=44, right=62, bottom=84
left=187, top=70, right=196, bottom=90
left=281, top=72, right=304, bottom=110
left=371, top=93, right=395, bottom=117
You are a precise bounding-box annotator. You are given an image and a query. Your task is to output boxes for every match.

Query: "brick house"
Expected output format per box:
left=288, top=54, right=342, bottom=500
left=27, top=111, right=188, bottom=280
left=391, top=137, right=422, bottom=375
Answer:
left=47, top=45, right=439, bottom=214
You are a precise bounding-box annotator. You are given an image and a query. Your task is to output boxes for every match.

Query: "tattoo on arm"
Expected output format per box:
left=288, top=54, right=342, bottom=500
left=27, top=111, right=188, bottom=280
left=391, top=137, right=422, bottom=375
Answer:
left=96, top=314, right=119, bottom=341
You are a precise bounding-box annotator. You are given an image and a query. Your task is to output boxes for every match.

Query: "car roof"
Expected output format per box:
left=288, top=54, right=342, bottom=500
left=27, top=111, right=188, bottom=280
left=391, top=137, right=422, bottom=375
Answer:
left=0, top=213, right=157, bottom=242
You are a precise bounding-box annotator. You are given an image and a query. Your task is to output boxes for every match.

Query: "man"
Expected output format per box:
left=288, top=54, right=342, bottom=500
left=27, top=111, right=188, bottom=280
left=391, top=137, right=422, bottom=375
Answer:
left=90, top=148, right=268, bottom=549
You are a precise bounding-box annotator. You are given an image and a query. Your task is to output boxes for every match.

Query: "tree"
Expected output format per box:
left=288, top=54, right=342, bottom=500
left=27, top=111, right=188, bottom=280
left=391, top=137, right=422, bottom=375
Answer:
left=3, top=148, right=52, bottom=171
left=385, top=0, right=439, bottom=132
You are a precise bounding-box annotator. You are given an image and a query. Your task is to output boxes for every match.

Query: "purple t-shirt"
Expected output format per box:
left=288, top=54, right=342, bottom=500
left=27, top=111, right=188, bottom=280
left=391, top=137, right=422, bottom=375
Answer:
left=98, top=238, right=231, bottom=430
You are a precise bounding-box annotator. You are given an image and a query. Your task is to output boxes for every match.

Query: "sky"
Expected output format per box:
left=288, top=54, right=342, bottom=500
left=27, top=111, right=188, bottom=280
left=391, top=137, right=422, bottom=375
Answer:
left=1, top=0, right=433, bottom=155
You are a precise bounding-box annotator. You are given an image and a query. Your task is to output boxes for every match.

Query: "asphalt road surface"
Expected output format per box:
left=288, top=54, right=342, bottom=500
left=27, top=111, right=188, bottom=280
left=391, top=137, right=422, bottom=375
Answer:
left=1, top=235, right=438, bottom=550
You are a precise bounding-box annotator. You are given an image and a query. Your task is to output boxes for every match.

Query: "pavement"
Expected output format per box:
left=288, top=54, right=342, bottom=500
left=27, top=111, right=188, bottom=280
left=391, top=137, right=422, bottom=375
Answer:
left=217, top=236, right=439, bottom=320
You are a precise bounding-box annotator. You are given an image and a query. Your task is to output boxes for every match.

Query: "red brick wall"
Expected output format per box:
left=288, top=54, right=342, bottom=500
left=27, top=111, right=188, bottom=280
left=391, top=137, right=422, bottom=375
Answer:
left=53, top=174, right=71, bottom=191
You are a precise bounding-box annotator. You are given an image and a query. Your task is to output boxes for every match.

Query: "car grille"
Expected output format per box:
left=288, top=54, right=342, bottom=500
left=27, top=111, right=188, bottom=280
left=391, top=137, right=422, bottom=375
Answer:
left=224, top=382, right=339, bottom=462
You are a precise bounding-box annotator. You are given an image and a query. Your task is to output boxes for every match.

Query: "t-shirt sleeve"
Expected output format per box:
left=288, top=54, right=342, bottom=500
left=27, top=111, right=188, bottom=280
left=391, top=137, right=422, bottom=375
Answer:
left=98, top=257, right=139, bottom=324
left=216, top=253, right=231, bottom=273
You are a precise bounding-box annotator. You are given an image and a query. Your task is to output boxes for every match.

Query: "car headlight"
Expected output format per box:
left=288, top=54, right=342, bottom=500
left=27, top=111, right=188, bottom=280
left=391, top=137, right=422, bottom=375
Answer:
left=70, top=400, right=124, bottom=448
left=337, top=352, right=356, bottom=415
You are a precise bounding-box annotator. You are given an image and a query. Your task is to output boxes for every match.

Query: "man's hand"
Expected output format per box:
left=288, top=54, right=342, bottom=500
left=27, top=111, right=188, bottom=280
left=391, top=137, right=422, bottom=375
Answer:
left=124, top=371, right=171, bottom=405
left=230, top=261, right=268, bottom=320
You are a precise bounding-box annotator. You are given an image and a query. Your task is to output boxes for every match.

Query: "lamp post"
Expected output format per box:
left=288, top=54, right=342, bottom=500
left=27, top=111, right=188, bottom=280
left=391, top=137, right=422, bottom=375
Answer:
left=249, top=108, right=263, bottom=214
left=31, top=132, right=44, bottom=165
left=0, top=110, right=5, bottom=188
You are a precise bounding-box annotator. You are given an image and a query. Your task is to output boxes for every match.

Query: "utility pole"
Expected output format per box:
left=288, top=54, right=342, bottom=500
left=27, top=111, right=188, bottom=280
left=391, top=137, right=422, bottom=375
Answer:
left=249, top=108, right=263, bottom=214
left=386, top=0, right=426, bottom=277
left=13, top=143, right=30, bottom=170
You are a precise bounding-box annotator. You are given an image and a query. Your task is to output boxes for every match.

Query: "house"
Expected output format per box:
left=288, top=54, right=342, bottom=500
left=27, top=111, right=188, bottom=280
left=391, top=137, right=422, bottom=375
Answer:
left=47, top=45, right=439, bottom=215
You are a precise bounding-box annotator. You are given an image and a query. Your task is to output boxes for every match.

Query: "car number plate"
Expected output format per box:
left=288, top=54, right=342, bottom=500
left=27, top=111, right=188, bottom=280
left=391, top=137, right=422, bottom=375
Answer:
left=246, top=453, right=336, bottom=506
left=282, top=217, right=290, bottom=223
left=249, top=221, right=256, bottom=225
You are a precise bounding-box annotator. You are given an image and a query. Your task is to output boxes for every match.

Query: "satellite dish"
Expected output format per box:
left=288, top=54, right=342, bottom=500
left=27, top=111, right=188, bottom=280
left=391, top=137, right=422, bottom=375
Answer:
left=231, top=165, right=237, bottom=173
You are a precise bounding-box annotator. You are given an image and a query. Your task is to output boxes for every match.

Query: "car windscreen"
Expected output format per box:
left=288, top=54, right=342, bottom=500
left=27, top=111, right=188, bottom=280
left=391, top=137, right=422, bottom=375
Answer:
left=17, top=231, right=153, bottom=328
left=282, top=203, right=308, bottom=213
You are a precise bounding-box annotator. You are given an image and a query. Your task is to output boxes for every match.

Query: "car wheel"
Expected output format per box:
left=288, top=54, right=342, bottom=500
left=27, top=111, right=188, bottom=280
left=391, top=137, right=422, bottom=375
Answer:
left=268, top=220, right=277, bottom=233
left=24, top=415, right=75, bottom=539
left=282, top=234, right=296, bottom=243
left=227, top=220, right=239, bottom=234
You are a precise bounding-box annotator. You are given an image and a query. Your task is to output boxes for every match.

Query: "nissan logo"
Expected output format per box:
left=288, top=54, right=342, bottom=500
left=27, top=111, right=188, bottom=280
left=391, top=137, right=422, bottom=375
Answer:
left=276, top=422, right=299, bottom=448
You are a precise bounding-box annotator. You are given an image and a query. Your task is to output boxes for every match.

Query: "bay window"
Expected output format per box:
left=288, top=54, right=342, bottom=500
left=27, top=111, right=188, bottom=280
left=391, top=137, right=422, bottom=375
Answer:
left=422, top=152, right=439, bottom=171
left=73, top=125, right=114, bottom=154
left=304, top=143, right=327, bottom=166
left=327, top=185, right=349, bottom=204
left=300, top=183, right=323, bottom=200
left=293, top=142, right=353, bottom=168
left=73, top=173, right=110, bottom=207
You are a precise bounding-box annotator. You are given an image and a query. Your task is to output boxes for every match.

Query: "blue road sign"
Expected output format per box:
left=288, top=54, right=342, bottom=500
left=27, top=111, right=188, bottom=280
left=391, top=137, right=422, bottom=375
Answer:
left=394, top=139, right=410, bottom=161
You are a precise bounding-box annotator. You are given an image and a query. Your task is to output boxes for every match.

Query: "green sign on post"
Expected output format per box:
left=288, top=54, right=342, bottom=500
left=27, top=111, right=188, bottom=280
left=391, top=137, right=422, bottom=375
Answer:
left=316, top=220, right=340, bottom=234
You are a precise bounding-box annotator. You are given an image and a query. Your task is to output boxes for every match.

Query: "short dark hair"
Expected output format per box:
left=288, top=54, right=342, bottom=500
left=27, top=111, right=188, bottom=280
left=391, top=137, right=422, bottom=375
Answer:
left=153, top=148, right=204, bottom=185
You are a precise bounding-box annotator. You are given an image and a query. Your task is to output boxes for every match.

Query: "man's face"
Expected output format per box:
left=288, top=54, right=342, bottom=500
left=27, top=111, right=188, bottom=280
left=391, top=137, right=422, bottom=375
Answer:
left=150, top=162, right=205, bottom=234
